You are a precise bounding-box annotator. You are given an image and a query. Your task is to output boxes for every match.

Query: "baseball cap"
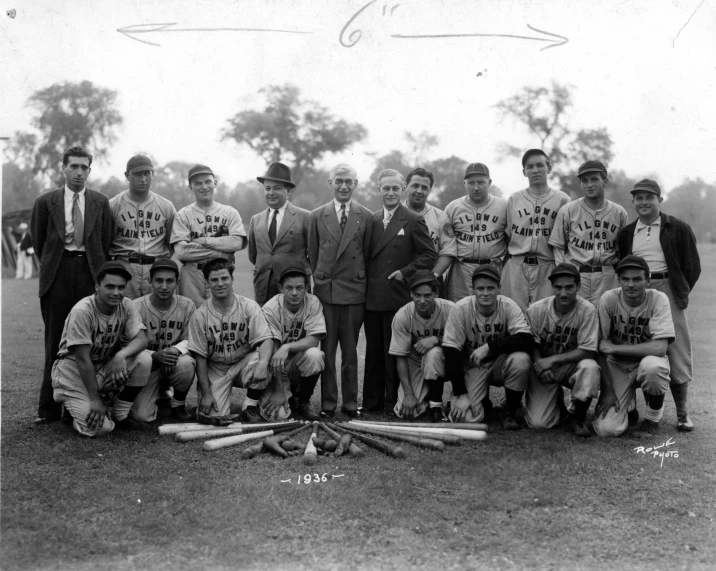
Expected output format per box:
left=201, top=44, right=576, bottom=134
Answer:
left=126, top=155, right=154, bottom=174
left=577, top=160, right=608, bottom=178
left=464, top=163, right=490, bottom=179
left=188, top=164, right=215, bottom=183
left=98, top=261, right=132, bottom=281
left=630, top=179, right=661, bottom=197
left=279, top=265, right=309, bottom=282
left=150, top=257, right=179, bottom=275
left=471, top=264, right=500, bottom=284
left=409, top=269, right=438, bottom=291
left=548, top=263, right=581, bottom=282
left=616, top=255, right=650, bottom=275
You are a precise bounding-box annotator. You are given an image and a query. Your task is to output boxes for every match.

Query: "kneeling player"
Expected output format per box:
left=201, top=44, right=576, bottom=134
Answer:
left=593, top=256, right=675, bottom=437
left=187, top=258, right=279, bottom=424
left=524, top=264, right=600, bottom=436
left=442, top=265, right=533, bottom=429
left=389, top=270, right=455, bottom=422
left=261, top=267, right=325, bottom=421
left=51, top=262, right=152, bottom=436
left=131, top=259, right=197, bottom=423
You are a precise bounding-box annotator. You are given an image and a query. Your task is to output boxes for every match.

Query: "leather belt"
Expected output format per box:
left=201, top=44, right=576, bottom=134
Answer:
left=509, top=255, right=540, bottom=266
left=127, top=254, right=156, bottom=265
left=462, top=258, right=492, bottom=265
left=650, top=272, right=669, bottom=279
left=578, top=264, right=615, bottom=273
left=63, top=250, right=86, bottom=257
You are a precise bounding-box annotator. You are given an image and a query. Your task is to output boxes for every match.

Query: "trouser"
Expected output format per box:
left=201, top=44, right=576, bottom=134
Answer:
left=394, top=347, right=445, bottom=418
left=259, top=347, right=324, bottom=421
left=199, top=352, right=271, bottom=417
left=524, top=359, right=600, bottom=429
left=38, top=253, right=95, bottom=419
left=363, top=309, right=398, bottom=410
left=130, top=353, right=196, bottom=422
left=500, top=257, right=555, bottom=313
left=447, top=260, right=504, bottom=303
left=650, top=278, right=691, bottom=386
left=52, top=351, right=152, bottom=437
left=321, top=302, right=364, bottom=412
left=113, top=259, right=153, bottom=300
left=448, top=352, right=531, bottom=423
left=179, top=262, right=212, bottom=309
left=578, top=268, right=618, bottom=307
left=15, top=250, right=33, bottom=279
left=593, top=355, right=670, bottom=437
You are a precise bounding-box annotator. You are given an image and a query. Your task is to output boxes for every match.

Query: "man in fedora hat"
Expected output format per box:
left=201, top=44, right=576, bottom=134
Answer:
left=248, top=162, right=311, bottom=306
left=170, top=164, right=247, bottom=307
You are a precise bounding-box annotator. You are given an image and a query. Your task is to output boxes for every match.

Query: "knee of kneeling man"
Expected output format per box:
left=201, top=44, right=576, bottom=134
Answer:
left=135, top=350, right=153, bottom=371
left=304, top=346, right=324, bottom=362
left=78, top=419, right=114, bottom=437
left=507, top=352, right=531, bottom=371
left=640, top=355, right=667, bottom=375
left=592, top=417, right=625, bottom=438
left=577, top=358, right=599, bottom=373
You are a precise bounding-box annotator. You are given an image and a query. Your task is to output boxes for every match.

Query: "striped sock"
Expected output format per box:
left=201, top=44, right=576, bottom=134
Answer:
left=670, top=384, right=688, bottom=416
left=429, top=401, right=442, bottom=408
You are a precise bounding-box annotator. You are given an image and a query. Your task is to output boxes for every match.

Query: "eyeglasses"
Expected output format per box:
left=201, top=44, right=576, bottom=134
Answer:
left=333, top=179, right=355, bottom=188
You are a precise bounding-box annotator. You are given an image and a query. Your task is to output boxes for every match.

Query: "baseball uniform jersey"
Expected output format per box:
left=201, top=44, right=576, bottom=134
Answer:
left=501, top=189, right=571, bottom=311
left=171, top=202, right=247, bottom=307
left=443, top=196, right=508, bottom=302
left=593, top=288, right=674, bottom=437
left=549, top=199, right=629, bottom=305
left=524, top=296, right=601, bottom=429
left=403, top=201, right=455, bottom=258
left=109, top=191, right=177, bottom=299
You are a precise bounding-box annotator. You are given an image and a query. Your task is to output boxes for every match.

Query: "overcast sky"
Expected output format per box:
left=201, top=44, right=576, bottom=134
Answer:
left=2, top=0, right=715, bottom=199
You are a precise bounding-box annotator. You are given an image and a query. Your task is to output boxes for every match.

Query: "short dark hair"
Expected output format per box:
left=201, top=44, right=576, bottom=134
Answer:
left=63, top=146, right=93, bottom=167
left=96, top=267, right=129, bottom=285
left=280, top=270, right=310, bottom=286
left=202, top=258, right=234, bottom=280
left=405, top=167, right=434, bottom=189
left=579, top=172, right=609, bottom=183
left=411, top=280, right=439, bottom=295
left=521, top=149, right=550, bottom=168
left=150, top=266, right=179, bottom=280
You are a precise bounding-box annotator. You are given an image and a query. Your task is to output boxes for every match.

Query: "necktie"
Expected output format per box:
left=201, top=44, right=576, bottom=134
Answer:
left=72, top=193, right=83, bottom=248
left=268, top=209, right=278, bottom=245
left=383, top=210, right=392, bottom=229
left=340, top=205, right=347, bottom=233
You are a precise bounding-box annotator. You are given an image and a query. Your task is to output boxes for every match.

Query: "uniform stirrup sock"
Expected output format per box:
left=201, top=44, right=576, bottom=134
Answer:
left=644, top=393, right=665, bottom=423
left=246, top=388, right=262, bottom=401
left=243, top=397, right=259, bottom=409
left=170, top=398, right=186, bottom=408
left=116, top=386, right=142, bottom=403
left=504, top=388, right=524, bottom=415
left=670, top=383, right=688, bottom=416
left=427, top=378, right=444, bottom=403
left=642, top=404, right=664, bottom=423
left=573, top=399, right=591, bottom=423
left=171, top=389, right=189, bottom=407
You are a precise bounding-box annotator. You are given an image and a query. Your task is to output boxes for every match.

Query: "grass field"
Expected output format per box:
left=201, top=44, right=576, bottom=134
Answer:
left=1, top=251, right=715, bottom=571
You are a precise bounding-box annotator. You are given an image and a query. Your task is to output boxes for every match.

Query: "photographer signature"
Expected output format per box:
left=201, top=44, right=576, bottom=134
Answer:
left=633, top=437, right=679, bottom=467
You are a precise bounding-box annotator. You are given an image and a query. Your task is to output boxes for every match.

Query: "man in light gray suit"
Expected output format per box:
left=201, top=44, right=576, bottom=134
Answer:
left=248, top=163, right=311, bottom=306
left=308, top=163, right=373, bottom=417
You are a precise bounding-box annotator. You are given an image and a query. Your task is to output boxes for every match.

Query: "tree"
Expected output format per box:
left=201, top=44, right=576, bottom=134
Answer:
left=6, top=81, right=123, bottom=186
left=2, top=162, right=43, bottom=214
left=222, top=85, right=367, bottom=186
left=663, top=178, right=716, bottom=240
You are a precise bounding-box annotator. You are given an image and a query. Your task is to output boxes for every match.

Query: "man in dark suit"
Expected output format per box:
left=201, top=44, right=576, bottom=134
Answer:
left=248, top=162, right=311, bottom=306
left=308, top=163, right=373, bottom=417
left=363, top=169, right=437, bottom=413
left=30, top=146, right=113, bottom=423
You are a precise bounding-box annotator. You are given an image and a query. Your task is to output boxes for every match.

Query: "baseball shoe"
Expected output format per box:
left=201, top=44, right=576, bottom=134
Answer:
left=295, top=403, right=321, bottom=421
left=114, top=417, right=156, bottom=432
left=572, top=419, right=591, bottom=438
left=170, top=405, right=194, bottom=422
left=341, top=408, right=360, bottom=418
left=628, top=408, right=640, bottom=427
left=503, top=414, right=522, bottom=431
left=430, top=406, right=444, bottom=423
left=239, top=406, right=264, bottom=424
left=632, top=419, right=660, bottom=437
left=677, top=413, right=694, bottom=432
left=320, top=410, right=335, bottom=419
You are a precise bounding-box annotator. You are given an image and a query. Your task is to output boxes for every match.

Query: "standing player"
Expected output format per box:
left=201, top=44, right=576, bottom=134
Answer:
left=501, top=150, right=570, bottom=312
left=618, top=179, right=701, bottom=431
left=549, top=160, right=628, bottom=305
left=443, top=163, right=508, bottom=302
left=131, top=259, right=196, bottom=423
left=51, top=262, right=152, bottom=436
left=261, top=267, right=326, bottom=421
left=248, top=162, right=311, bottom=305
left=523, top=264, right=600, bottom=436
left=402, top=168, right=455, bottom=287
left=14, top=222, right=34, bottom=280
left=109, top=155, right=176, bottom=299
left=187, top=258, right=279, bottom=424
left=592, top=256, right=675, bottom=438
left=442, top=265, right=533, bottom=429
left=171, top=165, right=247, bottom=308
left=389, top=270, right=456, bottom=422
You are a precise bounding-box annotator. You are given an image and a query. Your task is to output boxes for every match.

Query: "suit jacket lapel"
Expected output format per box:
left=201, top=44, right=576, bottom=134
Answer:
left=322, top=204, right=343, bottom=244
left=50, top=188, right=66, bottom=242
left=83, top=190, right=99, bottom=242
left=275, top=203, right=296, bottom=245
left=372, top=205, right=407, bottom=256
left=337, top=206, right=359, bottom=259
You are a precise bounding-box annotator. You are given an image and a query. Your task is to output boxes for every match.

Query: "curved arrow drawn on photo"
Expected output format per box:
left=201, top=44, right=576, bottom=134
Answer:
left=117, top=23, right=313, bottom=47
left=392, top=24, right=569, bottom=51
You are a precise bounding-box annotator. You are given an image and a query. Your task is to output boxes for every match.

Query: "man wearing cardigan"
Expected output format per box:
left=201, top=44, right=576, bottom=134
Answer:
left=618, top=179, right=701, bottom=432
left=31, top=146, right=113, bottom=424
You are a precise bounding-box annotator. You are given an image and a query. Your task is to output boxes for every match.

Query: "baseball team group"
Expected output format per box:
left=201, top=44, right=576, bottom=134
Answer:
left=29, top=145, right=701, bottom=441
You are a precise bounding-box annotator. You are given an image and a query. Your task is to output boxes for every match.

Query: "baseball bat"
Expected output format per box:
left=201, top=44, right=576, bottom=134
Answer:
left=176, top=421, right=302, bottom=442
left=203, top=429, right=276, bottom=451
left=347, top=424, right=462, bottom=445
left=337, top=422, right=445, bottom=451
left=303, top=422, right=319, bottom=465
left=348, top=421, right=487, bottom=442
left=240, top=423, right=312, bottom=460
left=320, top=422, right=365, bottom=458
left=353, top=420, right=489, bottom=432
left=158, top=420, right=298, bottom=436
left=327, top=423, right=406, bottom=459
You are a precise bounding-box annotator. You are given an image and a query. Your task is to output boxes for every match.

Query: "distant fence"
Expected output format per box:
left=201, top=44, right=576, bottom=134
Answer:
left=2, top=209, right=39, bottom=273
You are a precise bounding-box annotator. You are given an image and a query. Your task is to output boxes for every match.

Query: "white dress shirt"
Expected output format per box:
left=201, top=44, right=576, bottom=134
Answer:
left=64, top=186, right=86, bottom=252
left=333, top=199, right=351, bottom=216
left=268, top=202, right=288, bottom=232
left=632, top=218, right=667, bottom=273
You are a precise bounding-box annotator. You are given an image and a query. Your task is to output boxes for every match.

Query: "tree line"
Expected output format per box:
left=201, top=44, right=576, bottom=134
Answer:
left=3, top=80, right=715, bottom=242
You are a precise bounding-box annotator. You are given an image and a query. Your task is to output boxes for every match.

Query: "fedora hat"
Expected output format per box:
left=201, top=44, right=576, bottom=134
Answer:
left=257, top=162, right=295, bottom=189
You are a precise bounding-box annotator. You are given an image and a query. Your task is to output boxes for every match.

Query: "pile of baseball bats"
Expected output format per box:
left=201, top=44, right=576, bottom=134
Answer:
left=157, top=418, right=488, bottom=462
